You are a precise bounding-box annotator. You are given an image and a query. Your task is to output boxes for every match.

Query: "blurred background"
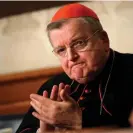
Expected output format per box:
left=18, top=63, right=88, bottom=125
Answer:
left=0, top=1, right=133, bottom=133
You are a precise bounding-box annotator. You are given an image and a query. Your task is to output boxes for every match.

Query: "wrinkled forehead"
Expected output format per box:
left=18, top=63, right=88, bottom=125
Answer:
left=49, top=19, right=92, bottom=46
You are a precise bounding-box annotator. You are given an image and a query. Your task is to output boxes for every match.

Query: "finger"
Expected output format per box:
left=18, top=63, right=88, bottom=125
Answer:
left=64, top=84, right=71, bottom=95
left=30, top=100, right=42, bottom=114
left=30, top=94, right=44, bottom=102
left=30, top=98, right=48, bottom=114
left=50, top=85, right=58, bottom=100
left=60, top=85, right=73, bottom=102
left=30, top=94, right=51, bottom=106
left=32, top=111, right=55, bottom=125
left=41, top=90, right=54, bottom=131
left=40, top=122, right=54, bottom=131
left=40, top=120, right=54, bottom=131
left=43, top=90, right=48, bottom=97
left=58, top=83, right=65, bottom=101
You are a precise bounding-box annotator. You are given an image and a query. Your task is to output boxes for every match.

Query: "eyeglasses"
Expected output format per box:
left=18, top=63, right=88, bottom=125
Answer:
left=52, top=30, right=101, bottom=58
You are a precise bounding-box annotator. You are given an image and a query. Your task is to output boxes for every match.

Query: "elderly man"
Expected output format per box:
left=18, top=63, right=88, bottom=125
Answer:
left=16, top=3, right=133, bottom=133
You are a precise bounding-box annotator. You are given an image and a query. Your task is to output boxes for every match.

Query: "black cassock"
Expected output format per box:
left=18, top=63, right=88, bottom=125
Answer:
left=16, top=49, right=133, bottom=133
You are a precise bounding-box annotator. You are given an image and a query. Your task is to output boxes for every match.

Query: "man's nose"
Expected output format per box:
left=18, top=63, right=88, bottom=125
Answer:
left=67, top=48, right=78, bottom=61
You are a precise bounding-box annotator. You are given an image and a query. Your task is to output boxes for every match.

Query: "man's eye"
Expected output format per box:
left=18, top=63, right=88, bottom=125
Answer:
left=73, top=40, right=85, bottom=48
left=56, top=48, right=66, bottom=54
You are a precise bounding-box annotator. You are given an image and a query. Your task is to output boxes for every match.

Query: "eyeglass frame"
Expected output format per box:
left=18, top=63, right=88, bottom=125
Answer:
left=52, top=29, right=102, bottom=58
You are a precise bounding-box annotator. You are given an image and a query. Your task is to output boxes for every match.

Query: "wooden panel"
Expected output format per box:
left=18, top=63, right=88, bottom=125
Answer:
left=0, top=101, right=30, bottom=115
left=0, top=67, right=63, bottom=82
left=0, top=77, right=48, bottom=104
left=0, top=67, right=63, bottom=115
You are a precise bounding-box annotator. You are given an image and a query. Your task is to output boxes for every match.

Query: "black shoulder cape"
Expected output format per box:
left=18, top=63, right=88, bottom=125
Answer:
left=16, top=50, right=133, bottom=133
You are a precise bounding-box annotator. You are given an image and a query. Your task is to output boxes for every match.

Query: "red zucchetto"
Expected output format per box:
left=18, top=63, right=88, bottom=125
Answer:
left=51, top=3, right=99, bottom=23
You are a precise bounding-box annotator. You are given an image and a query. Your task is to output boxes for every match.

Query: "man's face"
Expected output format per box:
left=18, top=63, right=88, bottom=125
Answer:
left=49, top=19, right=109, bottom=84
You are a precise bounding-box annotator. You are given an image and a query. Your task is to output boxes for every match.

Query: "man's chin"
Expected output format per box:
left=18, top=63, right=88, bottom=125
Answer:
left=74, top=76, right=94, bottom=84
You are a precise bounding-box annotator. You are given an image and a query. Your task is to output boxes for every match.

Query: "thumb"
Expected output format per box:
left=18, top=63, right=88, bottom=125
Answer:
left=60, top=85, right=73, bottom=102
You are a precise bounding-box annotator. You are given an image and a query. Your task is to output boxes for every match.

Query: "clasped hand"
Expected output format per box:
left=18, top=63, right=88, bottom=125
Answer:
left=30, top=83, right=82, bottom=131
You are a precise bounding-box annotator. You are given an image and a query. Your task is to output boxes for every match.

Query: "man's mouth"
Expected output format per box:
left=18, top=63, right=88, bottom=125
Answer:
left=72, top=63, right=85, bottom=69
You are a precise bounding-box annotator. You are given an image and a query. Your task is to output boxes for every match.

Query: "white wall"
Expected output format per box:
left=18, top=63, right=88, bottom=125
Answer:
left=0, top=1, right=133, bottom=74
left=83, top=1, right=133, bottom=53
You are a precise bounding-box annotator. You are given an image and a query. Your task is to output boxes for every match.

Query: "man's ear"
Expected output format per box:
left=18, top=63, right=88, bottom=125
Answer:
left=99, top=30, right=110, bottom=51
left=99, top=30, right=109, bottom=43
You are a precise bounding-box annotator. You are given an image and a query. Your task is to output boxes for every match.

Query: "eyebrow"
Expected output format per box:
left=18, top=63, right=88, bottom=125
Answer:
left=70, top=36, right=88, bottom=44
left=54, top=45, right=65, bottom=50
left=53, top=35, right=88, bottom=50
